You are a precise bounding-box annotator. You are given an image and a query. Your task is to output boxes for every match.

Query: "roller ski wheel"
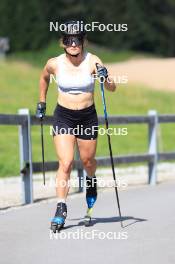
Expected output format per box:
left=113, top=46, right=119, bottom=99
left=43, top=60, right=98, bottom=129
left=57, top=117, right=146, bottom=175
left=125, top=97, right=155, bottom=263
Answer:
left=50, top=202, right=67, bottom=233
left=51, top=221, right=65, bottom=233
left=84, top=208, right=93, bottom=226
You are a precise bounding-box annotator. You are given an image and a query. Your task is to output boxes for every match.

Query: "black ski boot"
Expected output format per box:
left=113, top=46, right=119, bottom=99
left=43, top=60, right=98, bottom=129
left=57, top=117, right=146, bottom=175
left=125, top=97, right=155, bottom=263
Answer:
left=50, top=202, right=67, bottom=233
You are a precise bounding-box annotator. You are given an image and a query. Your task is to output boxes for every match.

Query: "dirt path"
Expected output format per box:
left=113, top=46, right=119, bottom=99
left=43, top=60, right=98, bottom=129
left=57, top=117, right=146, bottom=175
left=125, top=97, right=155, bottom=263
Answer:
left=106, top=58, right=175, bottom=92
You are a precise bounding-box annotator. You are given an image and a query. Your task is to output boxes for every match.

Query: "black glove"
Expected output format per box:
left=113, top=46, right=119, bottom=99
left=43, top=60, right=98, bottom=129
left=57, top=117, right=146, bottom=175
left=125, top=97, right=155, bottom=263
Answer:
left=97, top=65, right=108, bottom=79
left=36, top=102, right=46, bottom=119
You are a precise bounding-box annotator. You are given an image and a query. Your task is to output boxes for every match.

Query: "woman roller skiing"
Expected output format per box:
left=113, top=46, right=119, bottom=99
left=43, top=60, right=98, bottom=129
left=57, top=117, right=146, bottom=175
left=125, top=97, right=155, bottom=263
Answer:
left=36, top=21, right=117, bottom=232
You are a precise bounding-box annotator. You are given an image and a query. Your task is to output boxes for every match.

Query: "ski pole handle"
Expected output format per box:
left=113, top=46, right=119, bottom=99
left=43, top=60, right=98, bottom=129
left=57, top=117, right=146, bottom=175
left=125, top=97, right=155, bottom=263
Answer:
left=95, top=63, right=108, bottom=120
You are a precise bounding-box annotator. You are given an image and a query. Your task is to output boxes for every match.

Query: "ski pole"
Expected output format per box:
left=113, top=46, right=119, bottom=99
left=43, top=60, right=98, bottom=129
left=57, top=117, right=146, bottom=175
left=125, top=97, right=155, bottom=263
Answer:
left=96, top=63, right=123, bottom=228
left=40, top=117, right=45, bottom=185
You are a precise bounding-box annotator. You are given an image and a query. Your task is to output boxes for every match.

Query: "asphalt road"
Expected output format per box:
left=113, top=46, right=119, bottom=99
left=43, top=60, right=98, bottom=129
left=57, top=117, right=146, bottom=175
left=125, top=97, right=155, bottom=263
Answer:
left=0, top=182, right=175, bottom=264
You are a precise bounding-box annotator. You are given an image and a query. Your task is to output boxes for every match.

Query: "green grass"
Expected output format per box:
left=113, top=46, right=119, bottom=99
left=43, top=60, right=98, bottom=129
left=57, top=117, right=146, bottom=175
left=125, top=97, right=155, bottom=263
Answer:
left=0, top=44, right=174, bottom=177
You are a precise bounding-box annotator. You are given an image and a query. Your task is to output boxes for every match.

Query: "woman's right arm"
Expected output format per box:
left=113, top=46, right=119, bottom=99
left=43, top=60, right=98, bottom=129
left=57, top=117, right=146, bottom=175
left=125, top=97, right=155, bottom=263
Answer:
left=39, top=58, right=57, bottom=102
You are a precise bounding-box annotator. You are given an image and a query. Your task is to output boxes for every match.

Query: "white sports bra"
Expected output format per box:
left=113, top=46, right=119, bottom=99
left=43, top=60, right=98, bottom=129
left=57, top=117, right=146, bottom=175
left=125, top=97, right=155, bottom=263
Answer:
left=56, top=52, right=95, bottom=94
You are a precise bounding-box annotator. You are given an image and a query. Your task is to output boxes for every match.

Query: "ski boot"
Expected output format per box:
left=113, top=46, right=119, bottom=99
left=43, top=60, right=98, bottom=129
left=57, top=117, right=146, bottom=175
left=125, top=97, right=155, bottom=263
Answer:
left=50, top=202, right=67, bottom=233
left=84, top=175, right=97, bottom=226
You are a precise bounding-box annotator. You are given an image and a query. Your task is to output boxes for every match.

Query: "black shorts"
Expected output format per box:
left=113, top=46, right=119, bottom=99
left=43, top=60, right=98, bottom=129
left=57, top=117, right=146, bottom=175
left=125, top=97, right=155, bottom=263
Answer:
left=52, top=103, right=98, bottom=140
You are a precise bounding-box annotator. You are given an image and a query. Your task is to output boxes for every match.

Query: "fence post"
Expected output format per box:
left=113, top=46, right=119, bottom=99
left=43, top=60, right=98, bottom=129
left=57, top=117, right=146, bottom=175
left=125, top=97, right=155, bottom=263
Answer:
left=75, top=143, right=84, bottom=192
left=18, top=109, right=33, bottom=204
left=148, top=110, right=158, bottom=185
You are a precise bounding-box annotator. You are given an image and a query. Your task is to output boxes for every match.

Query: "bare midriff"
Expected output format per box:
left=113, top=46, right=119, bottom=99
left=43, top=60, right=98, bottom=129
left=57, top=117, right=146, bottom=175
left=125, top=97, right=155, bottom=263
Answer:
left=57, top=90, right=94, bottom=110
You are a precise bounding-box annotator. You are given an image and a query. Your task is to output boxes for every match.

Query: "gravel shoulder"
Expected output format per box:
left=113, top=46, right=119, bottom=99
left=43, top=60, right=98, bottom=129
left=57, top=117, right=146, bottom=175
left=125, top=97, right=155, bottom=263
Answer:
left=1, top=162, right=175, bottom=210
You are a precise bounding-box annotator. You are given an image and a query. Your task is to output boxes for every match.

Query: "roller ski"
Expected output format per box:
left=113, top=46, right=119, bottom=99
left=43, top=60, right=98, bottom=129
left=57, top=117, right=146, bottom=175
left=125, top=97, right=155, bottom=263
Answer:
left=50, top=202, right=67, bottom=233
left=83, top=175, right=97, bottom=226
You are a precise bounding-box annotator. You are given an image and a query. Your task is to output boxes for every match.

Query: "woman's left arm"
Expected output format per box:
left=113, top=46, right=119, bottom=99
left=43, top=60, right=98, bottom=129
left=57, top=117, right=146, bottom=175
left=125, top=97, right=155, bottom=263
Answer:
left=91, top=54, right=117, bottom=92
left=104, top=73, right=116, bottom=92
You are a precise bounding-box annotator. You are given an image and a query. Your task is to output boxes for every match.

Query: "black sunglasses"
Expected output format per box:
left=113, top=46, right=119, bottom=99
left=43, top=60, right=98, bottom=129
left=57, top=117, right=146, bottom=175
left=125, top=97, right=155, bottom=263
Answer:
left=63, top=36, right=84, bottom=46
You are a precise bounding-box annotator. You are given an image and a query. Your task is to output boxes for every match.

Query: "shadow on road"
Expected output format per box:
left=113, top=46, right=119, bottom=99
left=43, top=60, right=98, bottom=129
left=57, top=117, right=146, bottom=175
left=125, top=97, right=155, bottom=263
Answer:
left=64, top=216, right=147, bottom=229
